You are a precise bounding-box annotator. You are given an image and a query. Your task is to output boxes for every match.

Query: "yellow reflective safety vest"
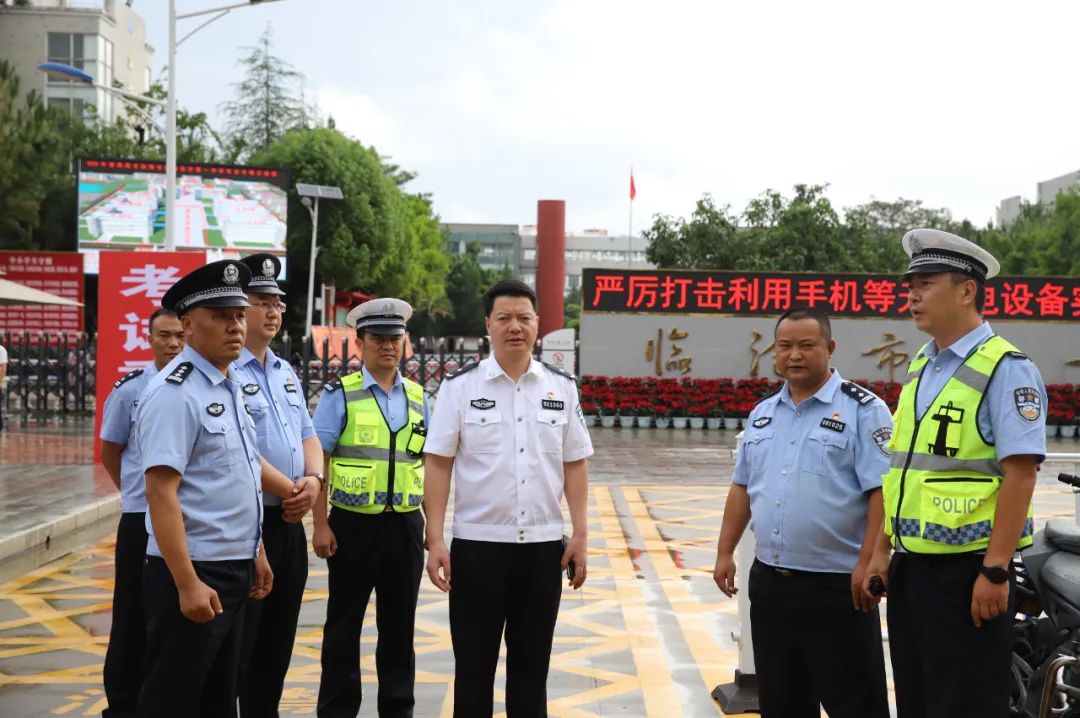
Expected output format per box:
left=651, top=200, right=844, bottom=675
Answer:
left=883, top=334, right=1034, bottom=553
left=328, top=372, right=427, bottom=514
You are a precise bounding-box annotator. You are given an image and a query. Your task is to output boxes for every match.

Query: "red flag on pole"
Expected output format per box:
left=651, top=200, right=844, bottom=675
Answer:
left=630, top=169, right=637, bottom=201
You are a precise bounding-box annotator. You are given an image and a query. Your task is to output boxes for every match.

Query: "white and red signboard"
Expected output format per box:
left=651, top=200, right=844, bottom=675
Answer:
left=93, top=251, right=206, bottom=461
left=0, top=251, right=84, bottom=333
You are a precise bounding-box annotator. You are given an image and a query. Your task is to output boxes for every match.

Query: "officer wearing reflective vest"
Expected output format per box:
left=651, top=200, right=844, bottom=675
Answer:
left=310, top=297, right=429, bottom=718
left=863, top=228, right=1048, bottom=718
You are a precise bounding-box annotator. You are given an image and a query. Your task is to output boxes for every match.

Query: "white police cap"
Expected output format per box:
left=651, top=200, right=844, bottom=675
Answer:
left=345, top=297, right=414, bottom=335
left=901, top=228, right=1000, bottom=282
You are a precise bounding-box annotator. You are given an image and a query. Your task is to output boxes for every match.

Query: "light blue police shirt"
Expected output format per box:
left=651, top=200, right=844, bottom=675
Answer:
left=136, top=346, right=263, bottom=561
left=733, top=370, right=894, bottom=573
left=312, top=367, right=430, bottom=453
left=913, top=321, right=1047, bottom=463
left=99, top=366, right=156, bottom=513
left=233, top=346, right=315, bottom=506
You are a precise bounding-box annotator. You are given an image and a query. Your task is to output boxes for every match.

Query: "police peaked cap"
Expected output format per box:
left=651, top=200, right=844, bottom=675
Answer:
left=162, top=259, right=252, bottom=314
left=901, top=228, right=1000, bottom=283
left=239, top=253, right=285, bottom=296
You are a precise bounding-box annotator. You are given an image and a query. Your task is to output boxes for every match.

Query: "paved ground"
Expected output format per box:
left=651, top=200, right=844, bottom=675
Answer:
left=0, top=421, right=1078, bottom=717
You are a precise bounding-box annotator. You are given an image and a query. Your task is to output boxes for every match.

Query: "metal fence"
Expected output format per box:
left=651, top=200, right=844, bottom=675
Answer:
left=0, top=330, right=485, bottom=427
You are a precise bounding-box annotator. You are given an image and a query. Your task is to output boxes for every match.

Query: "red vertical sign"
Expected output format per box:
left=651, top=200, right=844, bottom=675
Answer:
left=94, top=251, right=206, bottom=461
left=0, top=251, right=84, bottom=333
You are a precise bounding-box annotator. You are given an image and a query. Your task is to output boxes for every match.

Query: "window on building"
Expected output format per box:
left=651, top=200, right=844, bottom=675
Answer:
left=522, top=248, right=536, bottom=261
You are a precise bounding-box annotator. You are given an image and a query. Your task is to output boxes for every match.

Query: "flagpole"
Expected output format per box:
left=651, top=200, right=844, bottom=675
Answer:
left=628, top=166, right=634, bottom=269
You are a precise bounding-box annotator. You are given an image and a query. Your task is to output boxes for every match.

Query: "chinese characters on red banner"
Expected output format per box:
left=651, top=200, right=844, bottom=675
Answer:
left=584, top=269, right=1080, bottom=320
left=94, top=251, right=206, bottom=461
left=0, top=252, right=84, bottom=333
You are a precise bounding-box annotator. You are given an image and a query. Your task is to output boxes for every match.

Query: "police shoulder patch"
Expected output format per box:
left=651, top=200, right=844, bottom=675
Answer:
left=113, top=368, right=144, bottom=389
left=165, top=362, right=193, bottom=385
left=542, top=362, right=576, bottom=381
left=841, top=381, right=876, bottom=405
left=872, top=426, right=892, bottom=455
left=446, top=362, right=480, bottom=380
left=1014, top=387, right=1041, bottom=422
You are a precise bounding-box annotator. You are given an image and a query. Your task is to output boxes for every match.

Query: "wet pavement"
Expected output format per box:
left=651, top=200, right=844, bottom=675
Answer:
left=0, top=421, right=1078, bottom=716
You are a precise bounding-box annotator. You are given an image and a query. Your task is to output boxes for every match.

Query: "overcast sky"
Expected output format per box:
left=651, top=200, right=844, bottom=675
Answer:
left=135, top=0, right=1080, bottom=234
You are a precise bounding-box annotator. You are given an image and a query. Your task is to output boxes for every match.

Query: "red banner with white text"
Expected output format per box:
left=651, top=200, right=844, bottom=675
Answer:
left=94, top=251, right=206, bottom=461
left=0, top=251, right=84, bottom=333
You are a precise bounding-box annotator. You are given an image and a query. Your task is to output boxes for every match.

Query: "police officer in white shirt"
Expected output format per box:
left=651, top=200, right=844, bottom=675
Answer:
left=424, top=279, right=594, bottom=718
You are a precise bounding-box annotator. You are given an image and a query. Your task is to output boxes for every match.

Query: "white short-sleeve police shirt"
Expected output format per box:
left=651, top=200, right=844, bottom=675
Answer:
left=425, top=355, right=594, bottom=544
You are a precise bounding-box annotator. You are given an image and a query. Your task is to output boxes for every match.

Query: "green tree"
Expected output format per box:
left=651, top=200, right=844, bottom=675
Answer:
left=253, top=127, right=447, bottom=337
left=433, top=242, right=493, bottom=336
left=220, top=24, right=314, bottom=161
left=564, top=286, right=581, bottom=331
left=643, top=194, right=742, bottom=269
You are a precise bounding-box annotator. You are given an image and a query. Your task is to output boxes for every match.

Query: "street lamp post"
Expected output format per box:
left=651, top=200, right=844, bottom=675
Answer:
left=296, top=183, right=343, bottom=338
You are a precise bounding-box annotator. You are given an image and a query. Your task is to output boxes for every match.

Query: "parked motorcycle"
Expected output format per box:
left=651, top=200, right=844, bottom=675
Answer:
left=1010, top=473, right=1080, bottom=717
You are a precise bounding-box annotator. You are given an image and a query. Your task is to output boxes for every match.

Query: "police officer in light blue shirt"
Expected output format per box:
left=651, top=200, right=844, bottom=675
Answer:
left=233, top=253, right=323, bottom=718
left=99, top=307, right=184, bottom=718
left=135, top=259, right=319, bottom=718
left=714, top=307, right=891, bottom=718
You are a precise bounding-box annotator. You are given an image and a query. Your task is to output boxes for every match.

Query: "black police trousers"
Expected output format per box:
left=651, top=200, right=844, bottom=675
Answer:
left=887, top=552, right=1016, bottom=718
left=138, top=555, right=253, bottom=718
left=748, top=559, right=890, bottom=718
left=102, top=512, right=148, bottom=718
left=238, top=507, right=309, bottom=717
left=317, top=507, right=424, bottom=718
left=449, top=538, right=563, bottom=718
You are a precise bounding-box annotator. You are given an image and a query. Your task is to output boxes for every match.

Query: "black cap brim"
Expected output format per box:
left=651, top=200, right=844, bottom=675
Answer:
left=191, top=296, right=252, bottom=309
left=902, top=263, right=983, bottom=283
left=247, top=285, right=286, bottom=296
left=362, top=325, right=406, bottom=335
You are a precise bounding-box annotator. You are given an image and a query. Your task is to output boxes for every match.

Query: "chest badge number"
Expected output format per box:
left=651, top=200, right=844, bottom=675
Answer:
left=541, top=399, right=565, bottom=411
left=207, top=403, right=225, bottom=417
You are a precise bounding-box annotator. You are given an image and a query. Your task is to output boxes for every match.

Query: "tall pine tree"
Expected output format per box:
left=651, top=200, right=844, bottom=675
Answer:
left=220, top=24, right=313, bottom=160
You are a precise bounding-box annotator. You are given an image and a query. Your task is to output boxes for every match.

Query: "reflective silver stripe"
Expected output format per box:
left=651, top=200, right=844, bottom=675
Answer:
left=332, top=445, right=416, bottom=463
left=407, top=400, right=424, bottom=416
left=949, top=364, right=991, bottom=394
left=343, top=388, right=374, bottom=404
left=889, top=451, right=1000, bottom=475
left=903, top=369, right=921, bottom=384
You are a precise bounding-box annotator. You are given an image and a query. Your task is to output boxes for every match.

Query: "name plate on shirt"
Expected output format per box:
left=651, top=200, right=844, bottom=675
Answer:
left=820, top=417, right=846, bottom=433
left=541, top=399, right=565, bottom=411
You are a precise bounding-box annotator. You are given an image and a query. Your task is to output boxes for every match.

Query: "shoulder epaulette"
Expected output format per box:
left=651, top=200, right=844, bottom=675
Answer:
left=752, top=384, right=783, bottom=410
left=165, top=362, right=193, bottom=385
left=541, top=362, right=576, bottom=381
left=1005, top=350, right=1031, bottom=362
left=841, top=380, right=877, bottom=405
left=446, top=362, right=480, bottom=380
left=323, top=377, right=342, bottom=393
left=113, top=368, right=144, bottom=389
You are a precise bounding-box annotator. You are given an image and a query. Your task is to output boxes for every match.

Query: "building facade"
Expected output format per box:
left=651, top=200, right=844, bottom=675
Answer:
left=997, top=169, right=1080, bottom=229
left=0, top=0, right=153, bottom=123
left=443, top=223, right=655, bottom=296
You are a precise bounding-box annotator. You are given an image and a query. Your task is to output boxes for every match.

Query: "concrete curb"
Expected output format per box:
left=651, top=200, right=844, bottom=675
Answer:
left=0, top=495, right=120, bottom=564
